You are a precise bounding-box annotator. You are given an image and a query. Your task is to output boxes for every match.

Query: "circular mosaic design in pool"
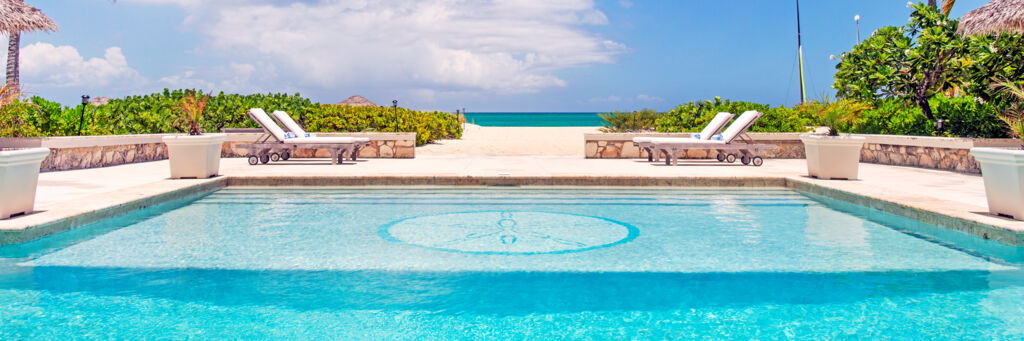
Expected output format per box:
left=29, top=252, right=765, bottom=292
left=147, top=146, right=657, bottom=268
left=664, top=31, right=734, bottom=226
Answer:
left=379, top=211, right=638, bottom=255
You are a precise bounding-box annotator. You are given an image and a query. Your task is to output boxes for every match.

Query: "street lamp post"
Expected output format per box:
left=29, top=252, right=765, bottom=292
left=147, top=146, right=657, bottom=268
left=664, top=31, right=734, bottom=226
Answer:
left=77, top=95, right=90, bottom=136
left=855, top=15, right=861, bottom=42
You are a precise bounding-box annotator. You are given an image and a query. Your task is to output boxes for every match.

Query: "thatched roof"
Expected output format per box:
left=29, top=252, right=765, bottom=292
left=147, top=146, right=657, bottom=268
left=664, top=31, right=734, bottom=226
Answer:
left=0, top=0, right=57, bottom=34
left=958, top=0, right=1024, bottom=36
left=336, top=95, right=378, bottom=107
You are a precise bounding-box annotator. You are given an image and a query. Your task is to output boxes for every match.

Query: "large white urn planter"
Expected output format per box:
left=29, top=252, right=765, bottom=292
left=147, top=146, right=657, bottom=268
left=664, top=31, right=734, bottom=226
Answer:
left=162, top=134, right=226, bottom=179
left=970, top=147, right=1024, bottom=220
left=0, top=148, right=50, bottom=219
left=800, top=134, right=866, bottom=180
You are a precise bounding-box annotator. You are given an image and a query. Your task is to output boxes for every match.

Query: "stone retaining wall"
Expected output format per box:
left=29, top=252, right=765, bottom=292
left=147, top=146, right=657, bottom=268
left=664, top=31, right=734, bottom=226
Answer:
left=221, top=132, right=415, bottom=159
left=0, top=132, right=417, bottom=172
left=585, top=133, right=1020, bottom=174
left=586, top=133, right=806, bottom=160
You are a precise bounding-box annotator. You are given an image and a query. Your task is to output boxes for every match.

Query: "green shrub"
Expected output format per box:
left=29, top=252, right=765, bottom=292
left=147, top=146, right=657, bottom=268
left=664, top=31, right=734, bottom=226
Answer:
left=599, top=109, right=661, bottom=132
left=932, top=95, right=1009, bottom=138
left=0, top=100, right=42, bottom=138
left=652, top=97, right=814, bottom=133
left=305, top=105, right=462, bottom=145
left=86, top=89, right=316, bottom=136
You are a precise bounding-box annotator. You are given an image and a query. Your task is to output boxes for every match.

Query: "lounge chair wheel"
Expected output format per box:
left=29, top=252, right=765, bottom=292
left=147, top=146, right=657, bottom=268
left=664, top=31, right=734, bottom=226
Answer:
left=247, top=155, right=259, bottom=165
left=281, top=151, right=291, bottom=161
left=716, top=153, right=726, bottom=162
left=260, top=154, right=271, bottom=164
left=741, top=155, right=751, bottom=165
left=726, top=154, right=737, bottom=163
left=752, top=156, right=764, bottom=167
left=270, top=153, right=281, bottom=162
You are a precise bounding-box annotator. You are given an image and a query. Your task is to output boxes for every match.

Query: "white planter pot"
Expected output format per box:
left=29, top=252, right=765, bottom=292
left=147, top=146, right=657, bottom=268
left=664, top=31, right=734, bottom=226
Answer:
left=970, top=147, right=1024, bottom=220
left=162, top=134, right=226, bottom=179
left=800, top=134, right=865, bottom=180
left=0, top=148, right=50, bottom=219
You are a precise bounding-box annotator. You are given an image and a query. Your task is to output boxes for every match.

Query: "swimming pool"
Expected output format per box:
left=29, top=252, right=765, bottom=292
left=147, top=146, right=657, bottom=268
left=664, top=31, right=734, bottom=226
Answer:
left=1, top=188, right=1022, bottom=339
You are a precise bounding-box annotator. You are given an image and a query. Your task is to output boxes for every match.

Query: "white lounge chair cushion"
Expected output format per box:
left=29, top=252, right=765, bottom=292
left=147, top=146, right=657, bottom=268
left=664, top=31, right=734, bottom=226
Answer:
left=284, top=132, right=317, bottom=138
left=699, top=112, right=734, bottom=140
left=632, top=112, right=734, bottom=143
left=249, top=108, right=288, bottom=141
left=720, top=111, right=761, bottom=142
left=272, top=111, right=313, bottom=137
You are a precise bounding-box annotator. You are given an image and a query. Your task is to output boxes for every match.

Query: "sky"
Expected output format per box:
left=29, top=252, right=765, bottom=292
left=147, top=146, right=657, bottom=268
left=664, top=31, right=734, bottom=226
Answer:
left=9, top=0, right=989, bottom=112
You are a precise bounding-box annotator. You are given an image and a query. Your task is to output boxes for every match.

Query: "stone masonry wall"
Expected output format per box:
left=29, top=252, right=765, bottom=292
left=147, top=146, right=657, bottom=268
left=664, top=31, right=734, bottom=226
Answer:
left=860, top=143, right=980, bottom=173
left=585, top=134, right=996, bottom=174
left=586, top=140, right=806, bottom=160
left=41, top=143, right=167, bottom=172
left=19, top=134, right=416, bottom=172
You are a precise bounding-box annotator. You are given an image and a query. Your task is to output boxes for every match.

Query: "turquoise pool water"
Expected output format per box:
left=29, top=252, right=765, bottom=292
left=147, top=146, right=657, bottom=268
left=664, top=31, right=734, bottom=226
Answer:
left=463, top=112, right=605, bottom=127
left=1, top=188, right=1023, bottom=339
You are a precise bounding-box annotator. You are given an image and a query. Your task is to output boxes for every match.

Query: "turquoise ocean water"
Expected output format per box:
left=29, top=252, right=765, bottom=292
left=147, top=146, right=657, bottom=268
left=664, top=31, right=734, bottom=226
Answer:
left=463, top=112, right=605, bottom=127
left=0, top=188, right=1022, bottom=339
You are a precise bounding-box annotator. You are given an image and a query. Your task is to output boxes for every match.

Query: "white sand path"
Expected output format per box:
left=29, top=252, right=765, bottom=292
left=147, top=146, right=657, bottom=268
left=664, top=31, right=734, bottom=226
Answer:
left=417, top=124, right=600, bottom=156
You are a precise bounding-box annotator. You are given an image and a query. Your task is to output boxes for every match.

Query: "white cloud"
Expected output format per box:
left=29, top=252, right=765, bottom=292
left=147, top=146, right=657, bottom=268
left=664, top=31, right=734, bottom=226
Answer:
left=619, top=0, right=634, bottom=9
left=17, top=43, right=145, bottom=88
left=635, top=94, right=663, bottom=102
left=130, top=0, right=625, bottom=95
left=589, top=95, right=622, bottom=103
left=589, top=94, right=662, bottom=104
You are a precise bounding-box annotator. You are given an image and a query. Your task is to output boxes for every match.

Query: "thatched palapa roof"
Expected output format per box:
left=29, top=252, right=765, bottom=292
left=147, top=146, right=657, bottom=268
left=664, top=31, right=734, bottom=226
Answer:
left=336, top=95, right=378, bottom=107
left=958, top=0, right=1024, bottom=36
left=0, top=0, right=57, bottom=34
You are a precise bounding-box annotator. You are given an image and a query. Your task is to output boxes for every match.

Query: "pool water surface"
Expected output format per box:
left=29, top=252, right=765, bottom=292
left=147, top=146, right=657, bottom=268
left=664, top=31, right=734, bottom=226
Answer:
left=1, top=188, right=1022, bottom=339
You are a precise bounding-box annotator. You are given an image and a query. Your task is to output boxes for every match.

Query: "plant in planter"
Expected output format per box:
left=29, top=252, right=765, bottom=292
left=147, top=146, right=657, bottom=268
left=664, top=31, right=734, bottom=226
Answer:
left=0, top=84, right=50, bottom=219
left=970, top=80, right=1024, bottom=219
left=161, top=91, right=226, bottom=179
left=797, top=97, right=872, bottom=180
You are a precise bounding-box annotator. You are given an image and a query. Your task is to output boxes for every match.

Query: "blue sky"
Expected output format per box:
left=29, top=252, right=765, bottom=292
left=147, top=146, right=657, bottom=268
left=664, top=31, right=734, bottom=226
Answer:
left=12, top=0, right=987, bottom=112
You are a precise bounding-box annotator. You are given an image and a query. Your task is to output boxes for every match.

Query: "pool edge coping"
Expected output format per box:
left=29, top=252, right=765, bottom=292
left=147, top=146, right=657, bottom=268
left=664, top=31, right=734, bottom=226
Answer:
left=1, top=175, right=1021, bottom=247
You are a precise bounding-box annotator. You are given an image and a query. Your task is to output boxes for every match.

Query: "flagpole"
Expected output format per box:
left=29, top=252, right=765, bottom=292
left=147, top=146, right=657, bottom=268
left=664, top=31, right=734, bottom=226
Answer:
left=796, top=0, right=807, bottom=104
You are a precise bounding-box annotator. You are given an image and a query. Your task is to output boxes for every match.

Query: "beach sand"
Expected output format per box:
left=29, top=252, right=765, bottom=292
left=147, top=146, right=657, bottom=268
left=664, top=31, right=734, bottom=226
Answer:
left=417, top=124, right=600, bottom=156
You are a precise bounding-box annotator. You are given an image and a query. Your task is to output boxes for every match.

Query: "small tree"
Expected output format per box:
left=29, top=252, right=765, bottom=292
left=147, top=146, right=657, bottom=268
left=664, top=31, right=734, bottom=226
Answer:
left=833, top=3, right=965, bottom=120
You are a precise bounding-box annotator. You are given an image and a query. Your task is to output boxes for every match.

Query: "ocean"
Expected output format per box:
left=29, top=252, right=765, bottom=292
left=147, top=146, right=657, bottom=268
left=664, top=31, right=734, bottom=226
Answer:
left=462, top=112, right=605, bottom=127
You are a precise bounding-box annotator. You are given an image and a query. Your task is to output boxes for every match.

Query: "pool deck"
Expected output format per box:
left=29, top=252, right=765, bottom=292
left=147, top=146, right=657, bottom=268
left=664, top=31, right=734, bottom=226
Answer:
left=1, top=125, right=1021, bottom=246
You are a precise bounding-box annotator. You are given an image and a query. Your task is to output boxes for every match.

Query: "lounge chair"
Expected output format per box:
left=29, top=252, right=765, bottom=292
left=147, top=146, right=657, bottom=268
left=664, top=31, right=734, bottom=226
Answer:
left=647, top=110, right=776, bottom=166
left=271, top=110, right=317, bottom=138
left=237, top=108, right=371, bottom=165
left=633, top=112, right=734, bottom=162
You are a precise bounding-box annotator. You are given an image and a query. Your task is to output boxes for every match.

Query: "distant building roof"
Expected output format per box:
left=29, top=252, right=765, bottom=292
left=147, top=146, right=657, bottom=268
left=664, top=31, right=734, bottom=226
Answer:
left=89, top=97, right=110, bottom=106
left=336, top=95, right=378, bottom=107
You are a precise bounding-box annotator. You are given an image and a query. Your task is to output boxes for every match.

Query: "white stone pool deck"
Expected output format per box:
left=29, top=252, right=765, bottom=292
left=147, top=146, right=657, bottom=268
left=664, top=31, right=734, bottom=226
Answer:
left=1, top=125, right=1021, bottom=246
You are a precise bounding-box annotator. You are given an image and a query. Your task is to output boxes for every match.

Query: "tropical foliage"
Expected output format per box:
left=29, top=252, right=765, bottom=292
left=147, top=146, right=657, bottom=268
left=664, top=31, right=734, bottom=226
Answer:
left=990, top=80, right=1024, bottom=145
left=794, top=97, right=873, bottom=136
left=305, top=104, right=462, bottom=145
left=0, top=89, right=462, bottom=145
left=598, top=109, right=660, bottom=133
left=833, top=3, right=967, bottom=120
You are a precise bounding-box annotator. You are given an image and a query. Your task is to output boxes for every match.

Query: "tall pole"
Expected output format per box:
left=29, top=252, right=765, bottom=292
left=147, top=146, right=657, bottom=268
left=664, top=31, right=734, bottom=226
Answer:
left=796, top=0, right=807, bottom=104
left=855, top=15, right=861, bottom=42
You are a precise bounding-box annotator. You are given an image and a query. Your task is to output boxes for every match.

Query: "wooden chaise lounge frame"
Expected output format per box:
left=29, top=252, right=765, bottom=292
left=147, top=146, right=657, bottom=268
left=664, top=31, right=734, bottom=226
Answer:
left=647, top=111, right=777, bottom=166
left=235, top=109, right=371, bottom=165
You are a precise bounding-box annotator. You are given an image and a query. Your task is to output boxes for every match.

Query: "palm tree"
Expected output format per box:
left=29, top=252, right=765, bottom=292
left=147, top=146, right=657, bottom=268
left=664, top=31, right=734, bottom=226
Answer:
left=0, top=0, right=57, bottom=89
left=941, top=0, right=956, bottom=15
left=928, top=0, right=956, bottom=15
